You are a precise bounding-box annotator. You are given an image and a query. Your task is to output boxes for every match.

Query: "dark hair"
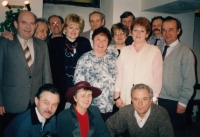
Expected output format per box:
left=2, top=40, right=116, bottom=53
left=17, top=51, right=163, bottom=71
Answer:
left=131, top=83, right=153, bottom=98
left=89, top=11, right=105, bottom=21
left=111, top=23, right=129, bottom=37
left=92, top=26, right=112, bottom=44
left=14, top=11, right=37, bottom=22
left=163, top=16, right=181, bottom=30
left=120, top=11, right=135, bottom=22
left=48, top=15, right=64, bottom=24
left=133, top=17, right=151, bottom=35
left=150, top=16, right=164, bottom=25
left=36, top=18, right=48, bottom=25
left=35, top=84, right=60, bottom=101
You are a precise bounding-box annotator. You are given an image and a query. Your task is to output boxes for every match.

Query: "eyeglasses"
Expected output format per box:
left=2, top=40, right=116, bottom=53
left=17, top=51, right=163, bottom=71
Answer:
left=50, top=21, right=61, bottom=26
left=114, top=32, right=125, bottom=36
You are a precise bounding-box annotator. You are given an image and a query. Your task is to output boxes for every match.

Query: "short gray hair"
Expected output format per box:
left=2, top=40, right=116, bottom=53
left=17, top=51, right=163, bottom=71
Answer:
left=89, top=11, right=105, bottom=21
left=131, top=84, right=153, bottom=98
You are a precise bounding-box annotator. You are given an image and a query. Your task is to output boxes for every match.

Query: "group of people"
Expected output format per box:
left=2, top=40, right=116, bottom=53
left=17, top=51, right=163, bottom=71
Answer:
left=0, top=9, right=195, bottom=137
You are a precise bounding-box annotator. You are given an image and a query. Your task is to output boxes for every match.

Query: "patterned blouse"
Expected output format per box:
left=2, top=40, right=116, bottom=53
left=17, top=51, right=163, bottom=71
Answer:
left=74, top=50, right=117, bottom=113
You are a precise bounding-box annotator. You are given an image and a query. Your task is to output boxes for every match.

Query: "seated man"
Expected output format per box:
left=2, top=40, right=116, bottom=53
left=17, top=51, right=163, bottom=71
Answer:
left=106, top=83, right=174, bottom=137
left=4, top=84, right=60, bottom=137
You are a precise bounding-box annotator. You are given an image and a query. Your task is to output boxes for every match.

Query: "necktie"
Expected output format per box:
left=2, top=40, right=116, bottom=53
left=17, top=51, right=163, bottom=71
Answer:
left=23, top=40, right=32, bottom=70
left=162, top=45, right=169, bottom=60
left=154, top=39, right=159, bottom=46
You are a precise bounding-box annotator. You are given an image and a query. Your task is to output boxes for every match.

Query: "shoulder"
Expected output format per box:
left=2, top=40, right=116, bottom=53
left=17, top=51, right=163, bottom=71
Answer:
left=33, top=37, right=47, bottom=47
left=88, top=105, right=100, bottom=112
left=77, top=36, right=90, bottom=43
left=58, top=108, right=71, bottom=119
left=151, top=104, right=168, bottom=116
left=80, top=30, right=90, bottom=36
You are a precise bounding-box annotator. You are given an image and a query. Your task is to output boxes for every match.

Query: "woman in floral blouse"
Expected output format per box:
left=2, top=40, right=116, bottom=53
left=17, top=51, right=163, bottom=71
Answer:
left=74, top=27, right=117, bottom=121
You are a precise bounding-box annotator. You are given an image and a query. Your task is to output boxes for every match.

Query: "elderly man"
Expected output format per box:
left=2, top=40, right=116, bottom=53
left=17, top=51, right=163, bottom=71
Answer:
left=120, top=11, right=135, bottom=45
left=158, top=16, right=195, bottom=137
left=106, top=84, right=174, bottom=137
left=147, top=16, right=165, bottom=47
left=80, top=11, right=105, bottom=48
left=0, top=11, right=52, bottom=135
left=4, top=84, right=60, bottom=137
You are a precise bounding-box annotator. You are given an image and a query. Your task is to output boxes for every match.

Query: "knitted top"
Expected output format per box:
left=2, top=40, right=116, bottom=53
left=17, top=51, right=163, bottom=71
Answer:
left=159, top=42, right=195, bottom=105
left=106, top=104, right=175, bottom=137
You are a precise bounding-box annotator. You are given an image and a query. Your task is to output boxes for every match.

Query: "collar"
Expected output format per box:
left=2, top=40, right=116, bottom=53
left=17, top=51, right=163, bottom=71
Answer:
left=35, top=107, right=46, bottom=128
left=17, top=34, right=32, bottom=46
left=167, top=39, right=179, bottom=47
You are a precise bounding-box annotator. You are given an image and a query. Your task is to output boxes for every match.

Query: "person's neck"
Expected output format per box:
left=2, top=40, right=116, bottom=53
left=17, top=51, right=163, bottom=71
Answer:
left=154, top=34, right=162, bottom=39
left=134, top=41, right=146, bottom=52
left=75, top=105, right=87, bottom=115
left=51, top=33, right=62, bottom=38
left=115, top=43, right=126, bottom=50
left=66, top=36, right=76, bottom=42
left=93, top=50, right=106, bottom=57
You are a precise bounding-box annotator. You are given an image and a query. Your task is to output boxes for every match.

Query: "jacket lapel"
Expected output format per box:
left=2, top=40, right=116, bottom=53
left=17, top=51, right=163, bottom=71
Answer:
left=32, top=38, right=40, bottom=71
left=87, top=108, right=95, bottom=137
left=71, top=106, right=81, bottom=137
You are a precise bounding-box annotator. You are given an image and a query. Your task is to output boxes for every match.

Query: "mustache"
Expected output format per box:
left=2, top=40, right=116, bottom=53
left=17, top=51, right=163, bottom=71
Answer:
left=44, top=110, right=53, bottom=114
left=153, top=29, right=160, bottom=32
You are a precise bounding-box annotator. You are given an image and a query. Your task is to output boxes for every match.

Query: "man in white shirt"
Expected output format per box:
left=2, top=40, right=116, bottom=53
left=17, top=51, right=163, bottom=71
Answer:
left=4, top=84, right=60, bottom=137
left=106, top=84, right=174, bottom=137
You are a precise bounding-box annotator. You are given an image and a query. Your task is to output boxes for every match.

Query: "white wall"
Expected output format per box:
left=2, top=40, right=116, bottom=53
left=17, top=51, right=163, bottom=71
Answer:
left=0, top=0, right=43, bottom=23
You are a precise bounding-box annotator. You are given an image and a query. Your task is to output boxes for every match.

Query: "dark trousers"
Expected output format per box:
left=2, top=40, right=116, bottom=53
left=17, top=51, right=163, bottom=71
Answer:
left=0, top=113, right=19, bottom=136
left=158, top=98, right=186, bottom=137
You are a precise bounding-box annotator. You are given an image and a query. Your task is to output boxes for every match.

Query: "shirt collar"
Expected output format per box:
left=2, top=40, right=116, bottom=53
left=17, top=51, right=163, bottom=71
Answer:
left=167, top=39, right=179, bottom=47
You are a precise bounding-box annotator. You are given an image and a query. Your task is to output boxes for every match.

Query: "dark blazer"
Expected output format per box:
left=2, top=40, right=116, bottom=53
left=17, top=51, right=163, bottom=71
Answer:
left=0, top=35, right=52, bottom=113
left=57, top=105, right=110, bottom=137
left=4, top=105, right=56, bottom=137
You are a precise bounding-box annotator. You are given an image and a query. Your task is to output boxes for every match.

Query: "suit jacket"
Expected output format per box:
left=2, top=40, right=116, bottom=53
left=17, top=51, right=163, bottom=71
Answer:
left=0, top=35, right=52, bottom=113
left=57, top=105, right=110, bottom=137
left=80, top=30, right=90, bottom=40
left=4, top=105, right=56, bottom=137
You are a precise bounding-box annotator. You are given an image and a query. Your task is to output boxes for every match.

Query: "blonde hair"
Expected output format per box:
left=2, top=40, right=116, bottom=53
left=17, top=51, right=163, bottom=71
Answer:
left=64, top=13, right=83, bottom=30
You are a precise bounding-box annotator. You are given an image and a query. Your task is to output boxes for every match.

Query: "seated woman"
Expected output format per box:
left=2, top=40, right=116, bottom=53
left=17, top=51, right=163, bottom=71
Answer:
left=74, top=27, right=118, bottom=121
left=108, top=22, right=129, bottom=56
left=57, top=81, right=110, bottom=137
left=48, top=14, right=92, bottom=113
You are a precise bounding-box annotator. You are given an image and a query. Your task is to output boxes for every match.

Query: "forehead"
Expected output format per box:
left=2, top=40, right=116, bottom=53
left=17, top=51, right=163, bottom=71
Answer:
left=133, top=24, right=146, bottom=30
left=50, top=16, right=61, bottom=22
left=152, top=18, right=163, bottom=24
left=133, top=89, right=149, bottom=98
left=94, top=33, right=108, bottom=39
left=77, top=89, right=92, bottom=95
left=162, top=20, right=177, bottom=28
left=39, top=91, right=59, bottom=102
left=18, top=11, right=35, bottom=22
left=122, top=15, right=133, bottom=21
left=37, top=22, right=48, bottom=29
left=90, top=13, right=101, bottom=20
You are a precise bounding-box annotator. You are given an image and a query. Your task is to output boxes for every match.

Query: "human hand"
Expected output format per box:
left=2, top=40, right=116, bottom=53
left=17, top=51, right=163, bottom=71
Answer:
left=0, top=106, right=6, bottom=115
left=115, top=98, right=125, bottom=108
left=1, top=31, right=14, bottom=40
left=177, top=104, right=186, bottom=114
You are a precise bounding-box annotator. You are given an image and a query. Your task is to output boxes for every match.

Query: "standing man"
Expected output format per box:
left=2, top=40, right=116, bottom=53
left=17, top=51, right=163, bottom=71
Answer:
left=80, top=11, right=105, bottom=48
left=158, top=16, right=195, bottom=137
left=106, top=84, right=174, bottom=137
left=120, top=11, right=135, bottom=45
left=147, top=16, right=165, bottom=47
left=4, top=84, right=60, bottom=137
left=0, top=10, right=52, bottom=135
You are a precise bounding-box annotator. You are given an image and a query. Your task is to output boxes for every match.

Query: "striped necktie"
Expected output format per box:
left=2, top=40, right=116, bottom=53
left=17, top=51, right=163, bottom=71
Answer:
left=162, top=45, right=169, bottom=60
left=23, top=40, right=32, bottom=70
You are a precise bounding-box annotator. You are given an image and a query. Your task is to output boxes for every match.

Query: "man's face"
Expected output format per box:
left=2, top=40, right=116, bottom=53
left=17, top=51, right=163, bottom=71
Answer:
left=152, top=18, right=162, bottom=36
left=131, top=89, right=152, bottom=118
left=14, top=11, right=37, bottom=40
left=34, top=21, right=48, bottom=41
left=48, top=16, right=64, bottom=36
left=121, top=15, right=134, bottom=31
left=162, top=20, right=180, bottom=45
left=35, top=91, right=59, bottom=119
left=89, top=13, right=104, bottom=31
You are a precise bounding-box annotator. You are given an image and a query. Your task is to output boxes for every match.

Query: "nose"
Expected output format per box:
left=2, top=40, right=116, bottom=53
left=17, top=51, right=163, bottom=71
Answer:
left=138, top=100, right=143, bottom=106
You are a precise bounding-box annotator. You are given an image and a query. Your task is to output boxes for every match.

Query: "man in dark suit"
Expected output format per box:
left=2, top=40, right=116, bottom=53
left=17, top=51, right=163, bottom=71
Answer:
left=0, top=10, right=52, bottom=135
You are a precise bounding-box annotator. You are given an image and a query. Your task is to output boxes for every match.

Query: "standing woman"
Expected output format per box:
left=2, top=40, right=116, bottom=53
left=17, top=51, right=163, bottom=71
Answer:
left=74, top=27, right=117, bottom=121
left=48, top=14, right=92, bottom=112
left=114, top=17, right=163, bottom=108
left=108, top=22, right=129, bottom=56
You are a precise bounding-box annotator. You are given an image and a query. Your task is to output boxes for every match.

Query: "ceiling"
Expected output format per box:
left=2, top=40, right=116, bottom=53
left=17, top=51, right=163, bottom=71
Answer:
left=142, top=0, right=200, bottom=14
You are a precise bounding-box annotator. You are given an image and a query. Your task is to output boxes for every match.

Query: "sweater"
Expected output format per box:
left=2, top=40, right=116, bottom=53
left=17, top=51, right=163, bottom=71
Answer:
left=159, top=42, right=195, bottom=105
left=106, top=104, right=175, bottom=137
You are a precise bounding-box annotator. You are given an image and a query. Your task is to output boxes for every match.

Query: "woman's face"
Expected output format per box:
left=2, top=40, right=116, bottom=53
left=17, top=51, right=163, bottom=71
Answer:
left=93, top=33, right=109, bottom=56
left=113, top=29, right=126, bottom=45
left=132, top=24, right=149, bottom=43
left=74, top=89, right=92, bottom=112
left=65, top=22, right=80, bottom=41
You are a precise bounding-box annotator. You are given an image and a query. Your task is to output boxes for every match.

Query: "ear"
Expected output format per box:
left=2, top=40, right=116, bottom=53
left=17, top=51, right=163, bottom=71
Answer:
left=14, top=21, right=18, bottom=29
left=35, top=97, right=39, bottom=106
left=61, top=23, right=64, bottom=29
left=177, top=28, right=181, bottom=35
left=102, top=19, right=105, bottom=26
left=73, top=95, right=77, bottom=102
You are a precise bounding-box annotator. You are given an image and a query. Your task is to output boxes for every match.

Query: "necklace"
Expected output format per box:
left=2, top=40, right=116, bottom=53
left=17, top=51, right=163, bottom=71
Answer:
left=66, top=42, right=78, bottom=50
